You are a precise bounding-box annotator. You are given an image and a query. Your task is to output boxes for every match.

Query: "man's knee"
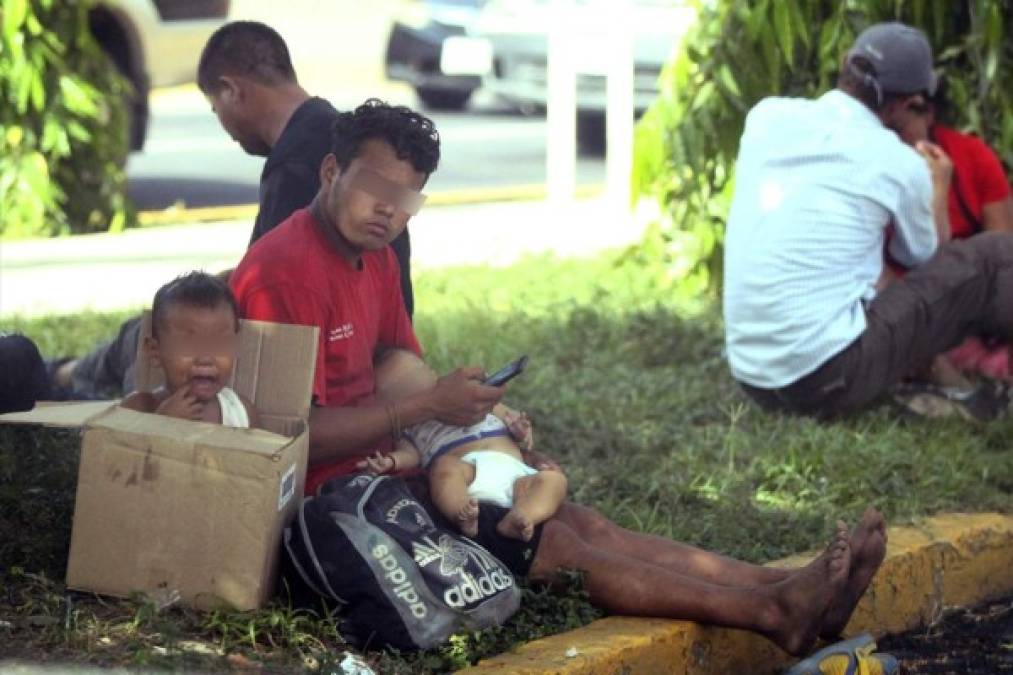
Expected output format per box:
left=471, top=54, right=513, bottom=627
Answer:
left=553, top=501, right=613, bottom=537
left=527, top=518, right=588, bottom=582
left=952, top=231, right=1013, bottom=273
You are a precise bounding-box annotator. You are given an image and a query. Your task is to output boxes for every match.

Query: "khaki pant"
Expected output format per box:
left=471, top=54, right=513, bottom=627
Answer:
left=740, top=232, right=1013, bottom=418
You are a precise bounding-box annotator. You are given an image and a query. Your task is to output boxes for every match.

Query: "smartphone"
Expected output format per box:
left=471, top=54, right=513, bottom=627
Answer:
left=483, top=355, right=529, bottom=387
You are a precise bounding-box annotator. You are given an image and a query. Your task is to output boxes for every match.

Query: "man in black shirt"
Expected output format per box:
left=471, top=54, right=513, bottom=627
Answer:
left=53, top=21, right=413, bottom=398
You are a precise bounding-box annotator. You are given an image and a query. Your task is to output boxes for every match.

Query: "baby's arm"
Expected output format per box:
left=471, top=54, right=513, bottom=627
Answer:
left=238, top=392, right=261, bottom=430
left=356, top=440, right=421, bottom=475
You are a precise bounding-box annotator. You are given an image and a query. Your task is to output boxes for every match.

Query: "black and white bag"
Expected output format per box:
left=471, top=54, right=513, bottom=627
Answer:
left=283, top=473, right=521, bottom=650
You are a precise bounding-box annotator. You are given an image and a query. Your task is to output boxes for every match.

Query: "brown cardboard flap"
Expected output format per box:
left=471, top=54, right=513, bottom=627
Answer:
left=0, top=401, right=116, bottom=428
left=134, top=314, right=318, bottom=419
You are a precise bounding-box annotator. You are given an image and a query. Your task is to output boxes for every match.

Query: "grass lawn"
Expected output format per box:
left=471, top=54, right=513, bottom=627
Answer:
left=2, top=250, right=1011, bottom=672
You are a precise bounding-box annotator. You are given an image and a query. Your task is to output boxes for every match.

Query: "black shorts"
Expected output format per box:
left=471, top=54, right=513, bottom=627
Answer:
left=403, top=475, right=542, bottom=577
left=470, top=504, right=543, bottom=578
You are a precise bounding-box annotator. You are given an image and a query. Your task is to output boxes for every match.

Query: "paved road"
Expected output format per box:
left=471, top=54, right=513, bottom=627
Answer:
left=127, top=90, right=606, bottom=211
left=0, top=196, right=642, bottom=317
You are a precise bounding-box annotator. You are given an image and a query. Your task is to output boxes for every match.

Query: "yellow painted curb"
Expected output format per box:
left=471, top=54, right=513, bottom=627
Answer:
left=459, top=512, right=1013, bottom=675
left=136, top=185, right=605, bottom=227
left=149, top=83, right=201, bottom=103
left=137, top=203, right=258, bottom=227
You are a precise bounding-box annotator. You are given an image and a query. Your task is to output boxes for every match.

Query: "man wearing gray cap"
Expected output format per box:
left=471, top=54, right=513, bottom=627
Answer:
left=723, top=21, right=1013, bottom=418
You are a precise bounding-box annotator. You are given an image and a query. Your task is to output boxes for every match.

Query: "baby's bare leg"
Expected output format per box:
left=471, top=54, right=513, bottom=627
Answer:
left=429, top=456, right=480, bottom=537
left=497, top=469, right=567, bottom=541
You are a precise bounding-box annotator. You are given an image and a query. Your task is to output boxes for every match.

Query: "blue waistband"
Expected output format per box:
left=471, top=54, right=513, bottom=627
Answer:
left=429, top=428, right=511, bottom=464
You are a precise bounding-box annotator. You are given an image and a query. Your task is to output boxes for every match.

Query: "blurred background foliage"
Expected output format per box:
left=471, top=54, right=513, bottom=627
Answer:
left=633, top=0, right=1012, bottom=296
left=1, top=0, right=134, bottom=238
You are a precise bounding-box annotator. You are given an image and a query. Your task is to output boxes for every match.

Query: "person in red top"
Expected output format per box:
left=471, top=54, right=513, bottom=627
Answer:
left=895, top=81, right=1013, bottom=400
left=898, top=82, right=1013, bottom=237
left=231, top=99, right=886, bottom=657
left=230, top=99, right=504, bottom=494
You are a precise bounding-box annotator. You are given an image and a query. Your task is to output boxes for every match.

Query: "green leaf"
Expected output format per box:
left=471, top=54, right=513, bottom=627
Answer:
left=691, top=80, right=716, bottom=112
left=19, top=151, right=51, bottom=196
left=29, top=69, right=45, bottom=111
left=789, top=0, right=809, bottom=50
left=984, top=48, right=999, bottom=83
left=744, top=0, right=769, bottom=41
left=2, top=0, right=28, bottom=42
left=717, top=64, right=741, bottom=99
left=773, top=0, right=794, bottom=64
left=59, top=75, right=98, bottom=117
left=14, top=64, right=32, bottom=113
left=25, top=12, right=41, bottom=36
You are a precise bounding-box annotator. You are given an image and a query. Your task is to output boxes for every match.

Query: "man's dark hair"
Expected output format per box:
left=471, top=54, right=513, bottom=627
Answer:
left=330, top=99, right=440, bottom=177
left=197, top=21, right=296, bottom=94
left=151, top=272, right=239, bottom=338
left=837, top=56, right=913, bottom=111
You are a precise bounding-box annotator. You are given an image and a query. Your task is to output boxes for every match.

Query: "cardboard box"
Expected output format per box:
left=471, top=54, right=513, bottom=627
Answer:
left=0, top=318, right=317, bottom=610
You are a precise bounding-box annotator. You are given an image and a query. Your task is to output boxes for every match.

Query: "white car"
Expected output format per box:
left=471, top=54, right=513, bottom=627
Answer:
left=89, top=0, right=230, bottom=150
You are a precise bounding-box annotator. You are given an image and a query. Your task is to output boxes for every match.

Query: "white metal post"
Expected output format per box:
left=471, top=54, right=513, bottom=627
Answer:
left=605, top=0, right=634, bottom=224
left=546, top=0, right=577, bottom=205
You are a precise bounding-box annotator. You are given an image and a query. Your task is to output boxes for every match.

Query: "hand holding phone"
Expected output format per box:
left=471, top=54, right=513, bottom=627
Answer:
left=483, top=355, right=529, bottom=387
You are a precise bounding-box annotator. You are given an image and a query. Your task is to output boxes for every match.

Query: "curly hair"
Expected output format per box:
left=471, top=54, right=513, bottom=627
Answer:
left=151, top=271, right=239, bottom=338
left=330, top=99, right=440, bottom=177
left=197, top=21, right=296, bottom=94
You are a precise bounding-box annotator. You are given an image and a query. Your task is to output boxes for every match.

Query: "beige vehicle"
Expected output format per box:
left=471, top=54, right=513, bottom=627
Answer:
left=89, top=0, right=230, bottom=150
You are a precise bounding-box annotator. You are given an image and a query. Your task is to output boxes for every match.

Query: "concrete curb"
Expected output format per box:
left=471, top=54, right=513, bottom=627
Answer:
left=459, top=512, right=1013, bottom=675
left=135, top=185, right=605, bottom=227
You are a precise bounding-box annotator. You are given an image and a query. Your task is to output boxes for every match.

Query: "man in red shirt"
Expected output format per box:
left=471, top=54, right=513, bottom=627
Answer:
left=231, top=99, right=884, bottom=657
left=231, top=99, right=501, bottom=494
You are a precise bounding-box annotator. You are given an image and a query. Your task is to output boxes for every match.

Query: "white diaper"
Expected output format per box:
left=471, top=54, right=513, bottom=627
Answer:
left=459, top=450, right=537, bottom=508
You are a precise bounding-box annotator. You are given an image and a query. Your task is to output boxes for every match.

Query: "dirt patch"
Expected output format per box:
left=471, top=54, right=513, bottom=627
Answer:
left=877, top=595, right=1013, bottom=674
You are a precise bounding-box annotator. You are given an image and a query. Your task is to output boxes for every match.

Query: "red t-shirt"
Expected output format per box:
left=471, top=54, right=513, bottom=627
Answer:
left=932, top=124, right=1011, bottom=239
left=230, top=207, right=421, bottom=494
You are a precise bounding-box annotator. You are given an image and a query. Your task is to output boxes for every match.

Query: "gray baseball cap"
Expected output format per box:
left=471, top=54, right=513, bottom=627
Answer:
left=847, top=22, right=937, bottom=96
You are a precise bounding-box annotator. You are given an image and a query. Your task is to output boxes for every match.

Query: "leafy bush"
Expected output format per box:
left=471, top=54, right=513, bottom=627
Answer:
left=1, top=0, right=134, bottom=237
left=633, top=0, right=1012, bottom=294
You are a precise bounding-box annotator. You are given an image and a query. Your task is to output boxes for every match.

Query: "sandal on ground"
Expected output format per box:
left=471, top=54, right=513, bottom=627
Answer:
left=783, top=633, right=899, bottom=675
left=890, top=380, right=1008, bottom=423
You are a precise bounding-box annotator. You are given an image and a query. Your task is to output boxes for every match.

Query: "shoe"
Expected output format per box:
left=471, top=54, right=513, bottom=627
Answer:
left=891, top=381, right=1007, bottom=423
left=783, top=633, right=899, bottom=675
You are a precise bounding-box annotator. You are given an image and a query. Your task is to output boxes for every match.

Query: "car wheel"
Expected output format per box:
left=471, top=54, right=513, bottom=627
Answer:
left=89, top=6, right=147, bottom=153
left=577, top=111, right=606, bottom=156
left=416, top=87, right=474, bottom=111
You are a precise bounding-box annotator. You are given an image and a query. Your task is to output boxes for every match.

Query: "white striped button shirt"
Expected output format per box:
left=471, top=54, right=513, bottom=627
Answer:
left=723, top=89, right=935, bottom=388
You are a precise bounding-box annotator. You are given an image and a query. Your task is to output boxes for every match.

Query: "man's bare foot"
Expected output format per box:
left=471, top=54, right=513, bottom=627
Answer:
left=768, top=522, right=851, bottom=656
left=456, top=499, right=480, bottom=537
left=496, top=509, right=534, bottom=541
left=820, top=507, right=887, bottom=639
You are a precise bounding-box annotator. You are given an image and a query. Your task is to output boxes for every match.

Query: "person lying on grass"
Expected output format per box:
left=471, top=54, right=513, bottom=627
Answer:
left=120, top=271, right=259, bottom=429
left=357, top=356, right=567, bottom=542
